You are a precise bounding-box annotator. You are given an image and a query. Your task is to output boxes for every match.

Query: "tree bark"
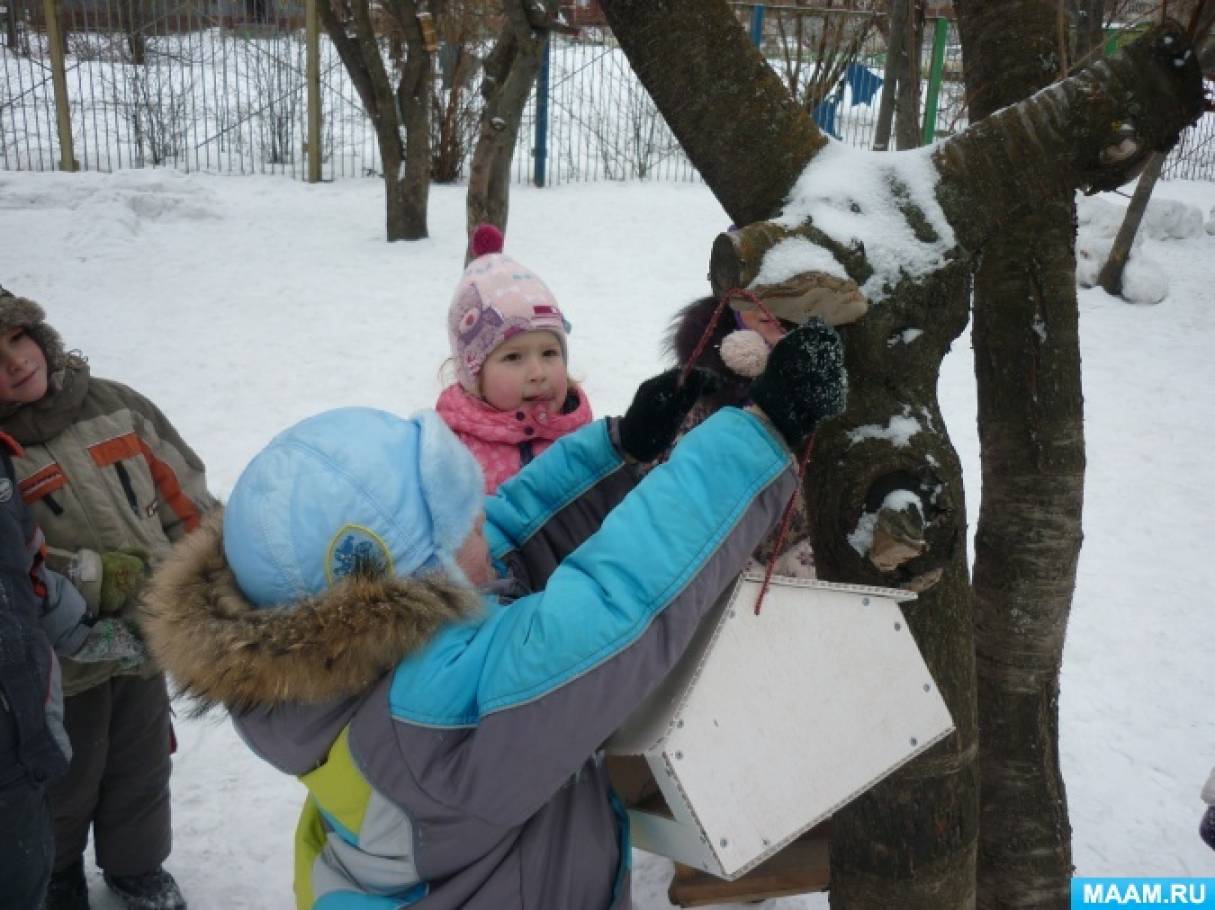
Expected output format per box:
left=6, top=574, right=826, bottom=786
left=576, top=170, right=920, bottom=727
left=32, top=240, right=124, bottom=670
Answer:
left=894, top=0, right=922, bottom=150
left=872, top=0, right=905, bottom=151
left=7, top=0, right=19, bottom=50
left=599, top=0, right=826, bottom=227
left=317, top=0, right=433, bottom=240
left=953, top=0, right=1083, bottom=902
left=604, top=0, right=1202, bottom=904
left=1096, top=150, right=1166, bottom=297
left=465, top=0, right=557, bottom=238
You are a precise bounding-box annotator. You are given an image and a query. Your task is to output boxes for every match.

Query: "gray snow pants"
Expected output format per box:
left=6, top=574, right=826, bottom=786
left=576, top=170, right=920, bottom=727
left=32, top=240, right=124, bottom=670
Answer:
left=49, top=673, right=172, bottom=877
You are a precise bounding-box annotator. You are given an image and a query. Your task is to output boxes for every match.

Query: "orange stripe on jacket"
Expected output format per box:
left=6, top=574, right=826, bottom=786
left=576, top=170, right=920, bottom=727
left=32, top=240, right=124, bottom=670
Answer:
left=88, top=433, right=142, bottom=467
left=19, top=463, right=67, bottom=504
left=137, top=439, right=201, bottom=532
left=0, top=431, right=25, bottom=458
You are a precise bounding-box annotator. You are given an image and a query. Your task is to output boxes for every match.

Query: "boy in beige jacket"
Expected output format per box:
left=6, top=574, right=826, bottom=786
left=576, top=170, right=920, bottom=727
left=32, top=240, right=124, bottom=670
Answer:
left=0, top=288, right=215, bottom=910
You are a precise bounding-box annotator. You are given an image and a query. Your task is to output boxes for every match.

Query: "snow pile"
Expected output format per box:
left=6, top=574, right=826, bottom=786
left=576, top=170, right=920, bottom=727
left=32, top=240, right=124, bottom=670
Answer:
left=1076, top=195, right=1128, bottom=240
left=1142, top=198, right=1205, bottom=240
left=773, top=141, right=956, bottom=301
left=1074, top=194, right=1168, bottom=304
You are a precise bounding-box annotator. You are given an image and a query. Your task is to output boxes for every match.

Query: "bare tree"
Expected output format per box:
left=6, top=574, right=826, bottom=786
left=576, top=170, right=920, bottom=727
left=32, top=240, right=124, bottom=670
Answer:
left=598, top=0, right=1203, bottom=906
left=771, top=1, right=879, bottom=114
left=431, top=0, right=490, bottom=183
left=318, top=0, right=437, bottom=240
left=465, top=0, right=561, bottom=236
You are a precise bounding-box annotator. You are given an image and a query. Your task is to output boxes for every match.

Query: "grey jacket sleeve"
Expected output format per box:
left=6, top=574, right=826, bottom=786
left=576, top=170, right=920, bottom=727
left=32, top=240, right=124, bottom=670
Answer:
left=40, top=567, right=90, bottom=657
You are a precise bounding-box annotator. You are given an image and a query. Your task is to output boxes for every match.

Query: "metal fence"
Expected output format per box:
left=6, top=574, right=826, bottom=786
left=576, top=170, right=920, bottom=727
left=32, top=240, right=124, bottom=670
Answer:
left=1, top=1, right=1210, bottom=184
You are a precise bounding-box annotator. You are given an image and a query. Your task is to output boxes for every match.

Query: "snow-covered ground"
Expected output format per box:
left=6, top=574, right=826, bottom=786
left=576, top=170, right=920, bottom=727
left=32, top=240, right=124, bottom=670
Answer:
left=1, top=168, right=1213, bottom=906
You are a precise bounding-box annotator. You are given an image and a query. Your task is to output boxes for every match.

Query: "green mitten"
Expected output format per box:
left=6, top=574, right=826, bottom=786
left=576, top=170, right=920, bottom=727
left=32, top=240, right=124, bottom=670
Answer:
left=99, top=550, right=150, bottom=615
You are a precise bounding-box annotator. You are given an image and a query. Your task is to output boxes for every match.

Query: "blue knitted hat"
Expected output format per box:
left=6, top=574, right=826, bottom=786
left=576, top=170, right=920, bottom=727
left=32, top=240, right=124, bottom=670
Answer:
left=222, top=407, right=484, bottom=608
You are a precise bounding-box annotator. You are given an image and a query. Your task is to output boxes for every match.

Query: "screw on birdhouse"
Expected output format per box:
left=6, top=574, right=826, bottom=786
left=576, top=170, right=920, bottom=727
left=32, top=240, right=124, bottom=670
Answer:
left=720, top=838, right=729, bottom=848
left=676, top=719, right=684, bottom=728
left=894, top=621, right=902, bottom=631
left=762, top=838, right=771, bottom=847
left=923, top=683, right=931, bottom=692
left=728, top=609, right=736, bottom=619
left=863, top=597, right=870, bottom=606
left=675, top=751, right=684, bottom=760
left=910, top=737, right=918, bottom=746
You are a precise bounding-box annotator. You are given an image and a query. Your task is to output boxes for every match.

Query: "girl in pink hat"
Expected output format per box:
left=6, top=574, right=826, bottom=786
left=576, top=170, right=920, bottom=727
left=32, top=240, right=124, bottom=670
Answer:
left=436, top=225, right=593, bottom=493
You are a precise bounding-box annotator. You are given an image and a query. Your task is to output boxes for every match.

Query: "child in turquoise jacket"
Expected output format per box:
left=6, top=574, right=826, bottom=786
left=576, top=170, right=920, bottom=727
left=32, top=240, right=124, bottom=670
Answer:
left=143, top=323, right=846, bottom=909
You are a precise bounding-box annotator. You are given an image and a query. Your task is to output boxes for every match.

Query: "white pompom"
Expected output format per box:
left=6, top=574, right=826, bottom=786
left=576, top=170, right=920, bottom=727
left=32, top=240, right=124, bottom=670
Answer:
left=720, top=329, right=769, bottom=378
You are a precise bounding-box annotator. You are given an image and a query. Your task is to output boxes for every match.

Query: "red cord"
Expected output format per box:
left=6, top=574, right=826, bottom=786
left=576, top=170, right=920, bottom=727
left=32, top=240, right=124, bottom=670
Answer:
left=677, top=287, right=812, bottom=617
left=677, top=288, right=787, bottom=387
left=754, top=434, right=815, bottom=616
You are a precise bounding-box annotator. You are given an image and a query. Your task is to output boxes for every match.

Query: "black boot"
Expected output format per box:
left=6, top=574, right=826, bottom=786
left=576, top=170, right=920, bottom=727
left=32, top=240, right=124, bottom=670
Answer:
left=43, top=860, right=90, bottom=910
left=102, top=866, right=186, bottom=910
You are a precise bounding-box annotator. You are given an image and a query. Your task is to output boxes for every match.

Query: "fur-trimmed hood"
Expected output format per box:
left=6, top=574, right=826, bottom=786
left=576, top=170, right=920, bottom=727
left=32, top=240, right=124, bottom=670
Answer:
left=0, top=291, right=88, bottom=432
left=140, top=511, right=482, bottom=713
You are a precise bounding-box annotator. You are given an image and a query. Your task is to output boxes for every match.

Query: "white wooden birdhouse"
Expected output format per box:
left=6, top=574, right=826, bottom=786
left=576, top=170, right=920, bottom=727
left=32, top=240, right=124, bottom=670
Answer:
left=606, top=572, right=954, bottom=881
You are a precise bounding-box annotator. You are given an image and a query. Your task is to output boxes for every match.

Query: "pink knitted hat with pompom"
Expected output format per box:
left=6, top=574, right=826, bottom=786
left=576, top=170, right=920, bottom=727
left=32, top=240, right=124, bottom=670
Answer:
left=448, top=225, right=568, bottom=393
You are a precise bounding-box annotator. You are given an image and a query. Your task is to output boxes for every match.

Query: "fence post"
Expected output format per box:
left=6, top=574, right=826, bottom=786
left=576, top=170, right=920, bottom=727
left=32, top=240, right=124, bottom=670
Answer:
left=305, top=0, right=321, bottom=182
left=42, top=0, right=76, bottom=171
left=748, top=4, right=765, bottom=47
left=920, top=17, right=948, bottom=144
left=534, top=33, right=550, bottom=188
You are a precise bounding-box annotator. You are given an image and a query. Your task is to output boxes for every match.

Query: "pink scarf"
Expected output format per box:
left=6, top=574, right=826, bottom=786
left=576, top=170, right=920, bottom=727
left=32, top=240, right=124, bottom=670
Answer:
left=435, top=384, right=593, bottom=493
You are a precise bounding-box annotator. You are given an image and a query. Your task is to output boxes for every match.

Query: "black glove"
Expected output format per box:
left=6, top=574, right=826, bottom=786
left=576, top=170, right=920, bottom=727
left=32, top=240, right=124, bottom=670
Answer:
left=749, top=319, right=847, bottom=449
left=1202, top=806, right=1215, bottom=851
left=618, top=367, right=720, bottom=462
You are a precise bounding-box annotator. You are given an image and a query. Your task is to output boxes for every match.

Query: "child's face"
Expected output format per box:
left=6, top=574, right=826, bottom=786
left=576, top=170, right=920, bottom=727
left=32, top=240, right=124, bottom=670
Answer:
left=0, top=326, right=48, bottom=404
left=478, top=330, right=568, bottom=413
left=738, top=308, right=787, bottom=346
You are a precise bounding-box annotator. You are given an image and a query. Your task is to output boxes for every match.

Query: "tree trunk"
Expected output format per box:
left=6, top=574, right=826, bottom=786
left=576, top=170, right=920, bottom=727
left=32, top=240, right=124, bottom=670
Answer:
left=872, top=0, right=905, bottom=151
left=393, top=1, right=433, bottom=240
left=7, top=0, right=20, bottom=50
left=953, top=1, right=1084, bottom=903
left=894, top=0, right=922, bottom=150
left=466, top=0, right=557, bottom=238
left=1096, top=151, right=1166, bottom=297
left=804, top=266, right=979, bottom=910
left=317, top=0, right=433, bottom=241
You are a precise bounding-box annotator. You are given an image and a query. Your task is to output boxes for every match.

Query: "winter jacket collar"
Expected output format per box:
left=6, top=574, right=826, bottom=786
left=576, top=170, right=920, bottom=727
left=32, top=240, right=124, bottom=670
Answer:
left=434, top=384, right=592, bottom=446
left=0, top=360, right=91, bottom=445
left=140, top=512, right=482, bottom=714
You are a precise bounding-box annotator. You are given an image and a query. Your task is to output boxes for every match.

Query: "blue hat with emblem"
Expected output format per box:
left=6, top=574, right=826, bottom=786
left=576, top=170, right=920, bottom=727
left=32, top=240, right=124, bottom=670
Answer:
left=222, top=407, right=484, bottom=609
